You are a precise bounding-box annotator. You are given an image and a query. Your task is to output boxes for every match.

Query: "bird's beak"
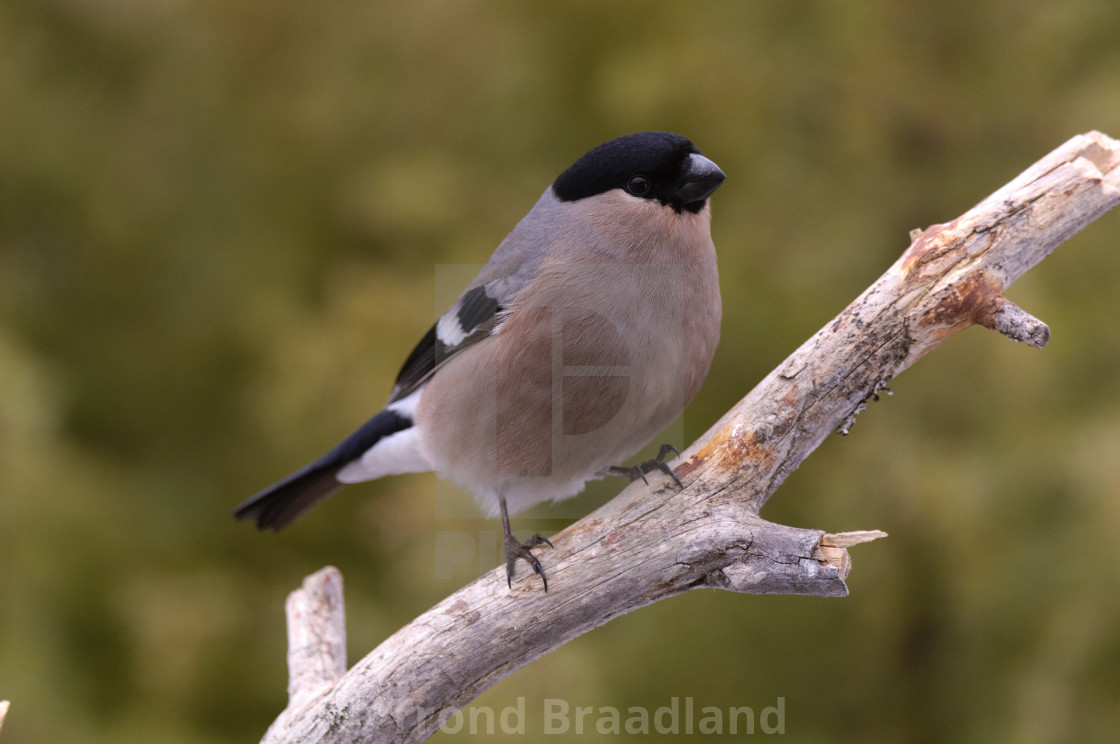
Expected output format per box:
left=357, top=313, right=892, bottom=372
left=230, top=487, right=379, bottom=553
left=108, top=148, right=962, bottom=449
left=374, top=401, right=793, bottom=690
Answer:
left=673, top=153, right=726, bottom=209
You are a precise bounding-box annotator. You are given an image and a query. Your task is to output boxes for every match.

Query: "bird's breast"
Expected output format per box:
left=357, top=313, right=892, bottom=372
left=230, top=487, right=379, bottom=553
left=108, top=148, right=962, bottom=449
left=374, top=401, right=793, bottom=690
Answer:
left=415, top=228, right=720, bottom=514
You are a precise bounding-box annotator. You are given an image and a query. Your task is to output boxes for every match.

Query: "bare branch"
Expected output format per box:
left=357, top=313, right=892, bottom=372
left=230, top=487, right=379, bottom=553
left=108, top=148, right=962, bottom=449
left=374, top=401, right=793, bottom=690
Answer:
left=259, top=131, right=1120, bottom=744
left=285, top=567, right=347, bottom=700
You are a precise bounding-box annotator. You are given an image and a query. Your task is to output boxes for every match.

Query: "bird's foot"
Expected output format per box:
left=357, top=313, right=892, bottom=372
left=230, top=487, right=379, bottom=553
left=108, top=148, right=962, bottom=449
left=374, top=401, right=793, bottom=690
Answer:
left=504, top=532, right=553, bottom=591
left=604, top=443, right=684, bottom=488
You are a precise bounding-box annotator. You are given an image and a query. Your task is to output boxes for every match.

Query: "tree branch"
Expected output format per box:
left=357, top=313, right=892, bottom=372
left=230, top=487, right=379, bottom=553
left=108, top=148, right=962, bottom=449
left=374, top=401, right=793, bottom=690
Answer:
left=258, top=131, right=1120, bottom=744
left=284, top=567, right=347, bottom=705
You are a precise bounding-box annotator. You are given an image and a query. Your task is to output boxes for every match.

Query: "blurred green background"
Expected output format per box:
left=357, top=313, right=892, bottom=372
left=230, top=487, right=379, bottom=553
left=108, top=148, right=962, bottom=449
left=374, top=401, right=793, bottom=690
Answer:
left=2, top=1, right=1119, bottom=742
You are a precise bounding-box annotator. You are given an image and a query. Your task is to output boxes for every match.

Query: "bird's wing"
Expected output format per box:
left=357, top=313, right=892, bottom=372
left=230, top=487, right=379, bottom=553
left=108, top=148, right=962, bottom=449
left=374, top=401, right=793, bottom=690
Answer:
left=387, top=191, right=563, bottom=404
left=387, top=283, right=505, bottom=402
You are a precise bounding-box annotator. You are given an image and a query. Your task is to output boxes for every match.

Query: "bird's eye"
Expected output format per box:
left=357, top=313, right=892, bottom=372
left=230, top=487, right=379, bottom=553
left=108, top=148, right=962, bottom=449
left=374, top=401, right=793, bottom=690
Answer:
left=626, top=175, right=651, bottom=196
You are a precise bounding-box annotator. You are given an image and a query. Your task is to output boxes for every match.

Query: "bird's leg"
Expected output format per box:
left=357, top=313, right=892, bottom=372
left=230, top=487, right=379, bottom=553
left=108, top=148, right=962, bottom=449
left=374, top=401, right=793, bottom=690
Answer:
left=603, top=443, right=684, bottom=489
left=500, top=496, right=553, bottom=591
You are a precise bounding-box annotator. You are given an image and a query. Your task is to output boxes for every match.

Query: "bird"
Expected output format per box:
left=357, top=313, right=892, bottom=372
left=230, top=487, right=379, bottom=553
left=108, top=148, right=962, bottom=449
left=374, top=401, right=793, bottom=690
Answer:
left=234, top=131, right=725, bottom=590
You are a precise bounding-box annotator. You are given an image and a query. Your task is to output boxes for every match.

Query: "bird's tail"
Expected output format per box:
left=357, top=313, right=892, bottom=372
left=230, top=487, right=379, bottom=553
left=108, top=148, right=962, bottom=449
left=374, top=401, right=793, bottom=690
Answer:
left=234, top=407, right=417, bottom=531
left=232, top=462, right=345, bottom=531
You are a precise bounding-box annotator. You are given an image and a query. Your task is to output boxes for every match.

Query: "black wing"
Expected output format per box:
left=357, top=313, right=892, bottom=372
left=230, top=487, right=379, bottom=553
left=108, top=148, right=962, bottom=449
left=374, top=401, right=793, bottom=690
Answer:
left=388, top=284, right=503, bottom=403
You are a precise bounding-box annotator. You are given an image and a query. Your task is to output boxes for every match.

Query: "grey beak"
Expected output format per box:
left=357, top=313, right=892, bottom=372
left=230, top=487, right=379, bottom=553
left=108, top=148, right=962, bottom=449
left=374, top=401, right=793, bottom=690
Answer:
left=673, top=153, right=726, bottom=209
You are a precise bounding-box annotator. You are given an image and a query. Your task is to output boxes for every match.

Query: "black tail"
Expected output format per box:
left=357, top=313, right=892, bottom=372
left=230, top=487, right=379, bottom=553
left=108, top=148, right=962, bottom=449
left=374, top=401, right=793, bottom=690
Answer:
left=232, top=462, right=345, bottom=531
left=234, top=407, right=414, bottom=531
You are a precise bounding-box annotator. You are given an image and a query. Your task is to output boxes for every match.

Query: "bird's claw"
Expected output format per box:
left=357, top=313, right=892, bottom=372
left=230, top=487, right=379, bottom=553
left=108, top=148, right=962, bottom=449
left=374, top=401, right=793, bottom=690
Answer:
left=504, top=533, right=553, bottom=591
left=604, top=443, right=684, bottom=489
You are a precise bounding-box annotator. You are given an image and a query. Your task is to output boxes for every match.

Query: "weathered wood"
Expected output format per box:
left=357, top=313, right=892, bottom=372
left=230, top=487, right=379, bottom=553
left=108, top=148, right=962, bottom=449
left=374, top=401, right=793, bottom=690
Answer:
left=260, top=131, right=1120, bottom=744
left=284, top=567, right=347, bottom=704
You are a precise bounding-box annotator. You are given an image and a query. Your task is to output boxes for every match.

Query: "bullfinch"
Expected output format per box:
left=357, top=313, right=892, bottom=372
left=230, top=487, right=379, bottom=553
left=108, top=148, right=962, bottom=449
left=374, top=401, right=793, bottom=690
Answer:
left=235, top=131, right=725, bottom=590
